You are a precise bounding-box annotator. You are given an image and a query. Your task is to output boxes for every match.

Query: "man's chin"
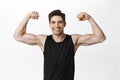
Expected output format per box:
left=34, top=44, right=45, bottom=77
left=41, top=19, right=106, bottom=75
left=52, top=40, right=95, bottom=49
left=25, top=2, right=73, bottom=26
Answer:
left=52, top=30, right=64, bottom=35
left=53, top=32, right=62, bottom=35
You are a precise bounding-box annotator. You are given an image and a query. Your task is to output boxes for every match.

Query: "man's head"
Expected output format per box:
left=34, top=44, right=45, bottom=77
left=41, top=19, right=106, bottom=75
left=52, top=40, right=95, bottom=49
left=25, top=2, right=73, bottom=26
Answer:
left=48, top=10, right=66, bottom=35
left=48, top=9, right=65, bottom=22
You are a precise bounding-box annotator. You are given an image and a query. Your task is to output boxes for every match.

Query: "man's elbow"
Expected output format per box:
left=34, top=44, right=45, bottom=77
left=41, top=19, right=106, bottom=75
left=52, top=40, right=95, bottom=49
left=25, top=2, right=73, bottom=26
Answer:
left=98, top=35, right=106, bottom=43
left=13, top=35, right=22, bottom=42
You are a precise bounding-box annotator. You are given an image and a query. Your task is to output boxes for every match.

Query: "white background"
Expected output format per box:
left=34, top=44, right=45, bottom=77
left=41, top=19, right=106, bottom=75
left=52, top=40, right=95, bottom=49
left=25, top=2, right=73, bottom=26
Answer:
left=0, top=0, right=120, bottom=80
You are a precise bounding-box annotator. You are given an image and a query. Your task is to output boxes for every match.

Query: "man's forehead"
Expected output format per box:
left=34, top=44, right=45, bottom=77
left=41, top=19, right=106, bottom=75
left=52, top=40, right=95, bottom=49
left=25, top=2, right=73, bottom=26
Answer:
left=51, top=16, right=63, bottom=20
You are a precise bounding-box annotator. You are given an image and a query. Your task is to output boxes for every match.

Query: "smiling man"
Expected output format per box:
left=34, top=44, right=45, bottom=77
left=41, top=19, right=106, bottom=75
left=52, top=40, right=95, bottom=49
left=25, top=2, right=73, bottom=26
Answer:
left=13, top=9, right=106, bottom=80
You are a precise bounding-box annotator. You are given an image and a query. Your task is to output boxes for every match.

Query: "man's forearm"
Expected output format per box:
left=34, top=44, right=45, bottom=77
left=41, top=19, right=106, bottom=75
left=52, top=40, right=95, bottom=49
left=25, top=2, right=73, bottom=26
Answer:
left=13, top=14, right=30, bottom=40
left=88, top=17, right=106, bottom=41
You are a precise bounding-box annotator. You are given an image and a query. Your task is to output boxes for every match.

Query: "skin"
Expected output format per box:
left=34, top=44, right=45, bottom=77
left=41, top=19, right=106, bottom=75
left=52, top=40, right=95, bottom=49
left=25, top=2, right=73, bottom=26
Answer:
left=13, top=11, right=106, bottom=53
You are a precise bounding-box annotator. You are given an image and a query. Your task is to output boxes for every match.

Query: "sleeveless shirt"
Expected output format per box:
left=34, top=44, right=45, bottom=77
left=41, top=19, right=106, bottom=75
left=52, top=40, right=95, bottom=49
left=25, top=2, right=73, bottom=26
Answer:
left=43, top=34, right=75, bottom=80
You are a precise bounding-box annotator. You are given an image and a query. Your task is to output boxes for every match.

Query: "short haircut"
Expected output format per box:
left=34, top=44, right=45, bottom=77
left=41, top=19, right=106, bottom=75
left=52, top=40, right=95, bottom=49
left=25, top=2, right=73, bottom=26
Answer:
left=48, top=9, right=65, bottom=22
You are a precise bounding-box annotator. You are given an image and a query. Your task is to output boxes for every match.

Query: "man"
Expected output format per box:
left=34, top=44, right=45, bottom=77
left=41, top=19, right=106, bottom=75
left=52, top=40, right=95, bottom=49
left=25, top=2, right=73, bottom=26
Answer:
left=13, top=10, right=106, bottom=80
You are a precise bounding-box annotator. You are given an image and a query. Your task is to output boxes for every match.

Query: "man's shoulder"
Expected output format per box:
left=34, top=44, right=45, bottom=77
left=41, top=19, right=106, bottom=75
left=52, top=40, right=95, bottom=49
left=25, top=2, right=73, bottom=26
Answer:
left=70, top=34, right=82, bottom=45
left=37, top=34, right=47, bottom=38
left=71, top=34, right=82, bottom=39
left=36, top=34, right=48, bottom=42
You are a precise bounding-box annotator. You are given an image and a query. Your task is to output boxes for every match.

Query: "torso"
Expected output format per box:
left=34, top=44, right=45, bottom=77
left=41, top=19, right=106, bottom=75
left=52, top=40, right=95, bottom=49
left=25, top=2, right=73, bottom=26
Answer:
left=43, top=34, right=75, bottom=80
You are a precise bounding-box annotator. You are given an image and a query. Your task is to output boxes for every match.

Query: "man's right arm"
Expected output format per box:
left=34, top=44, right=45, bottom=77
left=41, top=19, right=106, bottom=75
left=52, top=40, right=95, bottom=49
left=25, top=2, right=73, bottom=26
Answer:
left=13, top=11, right=47, bottom=49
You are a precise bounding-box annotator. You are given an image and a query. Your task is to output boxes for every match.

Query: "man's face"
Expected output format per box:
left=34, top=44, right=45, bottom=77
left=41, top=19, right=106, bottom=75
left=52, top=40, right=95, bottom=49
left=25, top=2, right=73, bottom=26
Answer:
left=49, top=16, right=66, bottom=35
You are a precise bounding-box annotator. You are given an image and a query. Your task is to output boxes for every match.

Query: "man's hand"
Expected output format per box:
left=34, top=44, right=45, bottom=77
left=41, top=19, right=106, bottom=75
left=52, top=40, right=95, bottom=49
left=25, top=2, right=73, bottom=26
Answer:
left=28, top=11, right=40, bottom=20
left=77, top=12, right=91, bottom=21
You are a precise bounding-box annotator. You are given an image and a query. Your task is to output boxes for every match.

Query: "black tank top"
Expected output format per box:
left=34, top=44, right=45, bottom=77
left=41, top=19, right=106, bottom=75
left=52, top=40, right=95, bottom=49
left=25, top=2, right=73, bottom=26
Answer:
left=43, top=34, right=75, bottom=80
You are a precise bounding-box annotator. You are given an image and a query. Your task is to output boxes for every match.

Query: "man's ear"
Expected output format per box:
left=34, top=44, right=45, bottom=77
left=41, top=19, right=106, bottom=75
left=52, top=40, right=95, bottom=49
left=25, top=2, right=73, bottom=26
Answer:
left=64, top=21, right=66, bottom=27
left=49, top=22, right=51, bottom=27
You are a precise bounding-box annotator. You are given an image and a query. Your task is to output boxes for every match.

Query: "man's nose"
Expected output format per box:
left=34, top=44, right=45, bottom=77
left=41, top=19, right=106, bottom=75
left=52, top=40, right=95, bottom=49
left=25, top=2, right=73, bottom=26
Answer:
left=55, top=23, right=59, bottom=27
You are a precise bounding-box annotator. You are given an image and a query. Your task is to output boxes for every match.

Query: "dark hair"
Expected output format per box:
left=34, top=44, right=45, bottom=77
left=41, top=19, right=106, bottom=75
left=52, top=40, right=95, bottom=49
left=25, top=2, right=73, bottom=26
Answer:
left=48, top=9, right=65, bottom=22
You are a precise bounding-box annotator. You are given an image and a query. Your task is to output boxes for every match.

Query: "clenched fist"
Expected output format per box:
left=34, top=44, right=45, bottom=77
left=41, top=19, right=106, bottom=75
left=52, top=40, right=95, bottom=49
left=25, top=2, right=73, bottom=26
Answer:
left=27, top=11, right=40, bottom=19
left=77, top=12, right=91, bottom=21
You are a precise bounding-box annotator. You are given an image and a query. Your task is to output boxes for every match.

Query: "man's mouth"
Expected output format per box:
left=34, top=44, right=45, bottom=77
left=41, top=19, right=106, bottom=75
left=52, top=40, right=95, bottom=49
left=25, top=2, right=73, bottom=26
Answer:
left=53, top=28, right=61, bottom=31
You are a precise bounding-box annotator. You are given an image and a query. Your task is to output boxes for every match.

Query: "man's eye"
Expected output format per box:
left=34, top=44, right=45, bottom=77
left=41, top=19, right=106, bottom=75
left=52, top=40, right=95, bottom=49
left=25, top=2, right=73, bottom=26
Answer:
left=59, top=21, right=63, bottom=24
left=51, top=22, right=55, bottom=24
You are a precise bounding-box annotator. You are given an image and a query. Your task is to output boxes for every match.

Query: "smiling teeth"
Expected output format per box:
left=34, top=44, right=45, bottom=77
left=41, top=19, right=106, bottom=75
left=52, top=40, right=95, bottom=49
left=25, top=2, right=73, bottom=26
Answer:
left=55, top=29, right=59, bottom=31
left=54, top=29, right=60, bottom=31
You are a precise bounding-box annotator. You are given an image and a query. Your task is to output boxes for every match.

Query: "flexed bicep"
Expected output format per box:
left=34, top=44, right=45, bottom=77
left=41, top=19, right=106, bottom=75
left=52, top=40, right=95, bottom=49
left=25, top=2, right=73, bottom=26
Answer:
left=18, top=33, right=41, bottom=45
left=77, top=34, right=103, bottom=46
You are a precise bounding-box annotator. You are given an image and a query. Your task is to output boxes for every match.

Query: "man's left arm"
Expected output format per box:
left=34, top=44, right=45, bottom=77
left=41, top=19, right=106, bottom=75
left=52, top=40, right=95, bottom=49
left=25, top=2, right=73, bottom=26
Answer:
left=72, top=12, right=106, bottom=46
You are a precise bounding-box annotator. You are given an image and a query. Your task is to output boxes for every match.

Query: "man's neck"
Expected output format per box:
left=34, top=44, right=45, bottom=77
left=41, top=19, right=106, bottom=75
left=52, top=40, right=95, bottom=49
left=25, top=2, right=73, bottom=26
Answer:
left=52, top=33, right=66, bottom=42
